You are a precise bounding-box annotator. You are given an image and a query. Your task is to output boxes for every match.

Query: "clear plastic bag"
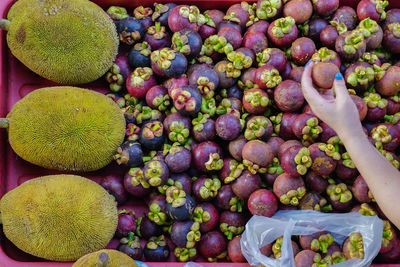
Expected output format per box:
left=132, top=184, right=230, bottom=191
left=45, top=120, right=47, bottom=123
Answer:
left=241, top=210, right=383, bottom=267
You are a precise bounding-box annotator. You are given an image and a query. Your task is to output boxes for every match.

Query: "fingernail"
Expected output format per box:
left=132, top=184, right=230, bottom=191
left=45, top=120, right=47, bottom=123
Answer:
left=306, top=60, right=312, bottom=66
left=335, top=72, right=343, bottom=80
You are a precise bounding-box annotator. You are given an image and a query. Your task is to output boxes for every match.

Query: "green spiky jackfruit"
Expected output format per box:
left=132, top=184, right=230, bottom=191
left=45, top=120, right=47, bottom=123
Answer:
left=1, top=0, right=118, bottom=84
left=73, top=249, right=138, bottom=267
left=0, top=175, right=118, bottom=261
left=0, top=86, right=125, bottom=172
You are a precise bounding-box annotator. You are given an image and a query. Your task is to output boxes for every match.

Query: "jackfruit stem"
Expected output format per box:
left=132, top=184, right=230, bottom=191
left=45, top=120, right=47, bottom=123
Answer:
left=0, top=118, right=9, bottom=128
left=96, top=252, right=109, bottom=267
left=0, top=19, right=10, bottom=31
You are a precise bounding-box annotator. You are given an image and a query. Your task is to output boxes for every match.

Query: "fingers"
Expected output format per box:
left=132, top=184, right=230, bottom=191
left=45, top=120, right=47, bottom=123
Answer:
left=301, top=61, right=326, bottom=107
left=333, top=72, right=350, bottom=101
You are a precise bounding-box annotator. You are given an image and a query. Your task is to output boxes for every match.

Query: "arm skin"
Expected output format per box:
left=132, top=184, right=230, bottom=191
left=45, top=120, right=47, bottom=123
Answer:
left=302, top=61, right=400, bottom=228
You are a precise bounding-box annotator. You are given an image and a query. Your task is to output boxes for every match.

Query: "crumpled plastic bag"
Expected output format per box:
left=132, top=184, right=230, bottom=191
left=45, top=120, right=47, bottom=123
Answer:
left=241, top=210, right=383, bottom=267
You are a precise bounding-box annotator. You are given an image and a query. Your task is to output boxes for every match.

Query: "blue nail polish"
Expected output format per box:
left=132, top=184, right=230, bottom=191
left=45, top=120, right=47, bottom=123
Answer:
left=306, top=60, right=312, bottom=66
left=335, top=73, right=343, bottom=80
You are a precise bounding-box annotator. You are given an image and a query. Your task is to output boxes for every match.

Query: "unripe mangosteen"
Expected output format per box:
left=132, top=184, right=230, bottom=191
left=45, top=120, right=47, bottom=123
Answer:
left=248, top=189, right=278, bottom=217
left=192, top=141, right=223, bottom=172
left=199, top=231, right=228, bottom=262
left=273, top=173, right=306, bottom=206
left=143, top=235, right=170, bottom=262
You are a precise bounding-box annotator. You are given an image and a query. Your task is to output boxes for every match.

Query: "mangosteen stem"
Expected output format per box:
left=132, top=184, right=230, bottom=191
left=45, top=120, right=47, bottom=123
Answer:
left=0, top=118, right=9, bottom=128
left=0, top=19, right=10, bottom=31
left=96, top=253, right=109, bottom=267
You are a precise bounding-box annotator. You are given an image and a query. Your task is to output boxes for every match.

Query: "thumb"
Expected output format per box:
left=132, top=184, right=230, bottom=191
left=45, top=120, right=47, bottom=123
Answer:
left=333, top=72, right=350, bottom=101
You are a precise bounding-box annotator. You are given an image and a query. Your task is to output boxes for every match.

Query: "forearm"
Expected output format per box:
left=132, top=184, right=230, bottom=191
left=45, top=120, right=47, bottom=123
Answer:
left=339, top=127, right=400, bottom=227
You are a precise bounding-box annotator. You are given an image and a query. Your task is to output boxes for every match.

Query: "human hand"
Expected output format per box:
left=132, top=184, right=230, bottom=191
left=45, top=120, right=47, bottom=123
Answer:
left=301, top=61, right=363, bottom=140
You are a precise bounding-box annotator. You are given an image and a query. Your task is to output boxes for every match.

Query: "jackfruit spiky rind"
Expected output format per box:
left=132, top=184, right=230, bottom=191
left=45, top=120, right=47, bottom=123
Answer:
left=73, top=249, right=138, bottom=267
left=0, top=175, right=118, bottom=261
left=6, top=0, right=118, bottom=84
left=6, top=86, right=125, bottom=172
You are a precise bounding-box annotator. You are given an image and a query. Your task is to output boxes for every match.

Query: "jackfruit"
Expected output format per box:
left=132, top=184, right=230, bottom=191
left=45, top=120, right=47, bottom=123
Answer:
left=0, top=86, right=125, bottom=172
left=73, top=249, right=138, bottom=267
left=0, top=0, right=118, bottom=84
left=0, top=175, right=118, bottom=261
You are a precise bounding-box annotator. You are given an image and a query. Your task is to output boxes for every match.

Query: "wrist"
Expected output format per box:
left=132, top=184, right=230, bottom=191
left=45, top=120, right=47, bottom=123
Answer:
left=337, top=123, right=366, bottom=145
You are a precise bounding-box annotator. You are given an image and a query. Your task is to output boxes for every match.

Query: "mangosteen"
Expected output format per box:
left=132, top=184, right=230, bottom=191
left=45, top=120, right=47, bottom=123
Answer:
left=168, top=5, right=205, bottom=32
left=216, top=113, right=241, bottom=141
left=145, top=22, right=171, bottom=50
left=126, top=67, right=157, bottom=99
left=217, top=185, right=244, bottom=212
left=199, top=231, right=228, bottom=262
left=273, top=173, right=306, bottom=206
left=128, top=42, right=152, bottom=69
left=332, top=6, right=358, bottom=30
left=172, top=29, right=203, bottom=59
left=343, top=232, right=364, bottom=259
left=117, top=17, right=145, bottom=45
left=189, top=67, right=219, bottom=100
left=192, top=176, right=221, bottom=202
left=163, top=112, right=192, bottom=145
left=118, top=232, right=143, bottom=260
left=219, top=158, right=245, bottom=184
left=244, top=116, right=273, bottom=141
left=290, top=37, right=316, bottom=66
left=116, top=209, right=137, bottom=238
left=274, top=80, right=304, bottom=112
left=242, top=140, right=274, bottom=174
left=248, top=189, right=278, bottom=217
left=219, top=211, right=246, bottom=240
left=165, top=144, right=191, bottom=173
left=100, top=175, right=128, bottom=205
left=152, top=3, right=176, bottom=26
left=243, top=31, right=268, bottom=54
left=299, top=192, right=332, bottom=212
left=138, top=120, right=165, bottom=150
left=148, top=195, right=168, bottom=226
left=136, top=215, right=163, bottom=240
left=151, top=48, right=188, bottom=78
left=192, top=203, right=219, bottom=233
left=114, top=141, right=143, bottom=167
left=267, top=16, right=298, bottom=47
left=192, top=113, right=216, bottom=142
left=255, top=64, right=282, bottom=90
left=171, top=85, right=202, bottom=117
left=326, top=183, right=353, bottom=211
left=335, top=30, right=366, bottom=62
left=143, top=235, right=170, bottom=262
left=228, top=236, right=246, bottom=262
left=124, top=167, right=151, bottom=197
left=166, top=186, right=196, bottom=221
left=143, top=159, right=169, bottom=187
left=192, top=141, right=224, bottom=172
left=171, top=220, right=201, bottom=249
left=283, top=0, right=312, bottom=24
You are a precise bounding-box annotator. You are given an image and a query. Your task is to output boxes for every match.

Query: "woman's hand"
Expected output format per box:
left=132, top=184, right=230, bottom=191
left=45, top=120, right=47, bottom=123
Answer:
left=301, top=61, right=363, bottom=140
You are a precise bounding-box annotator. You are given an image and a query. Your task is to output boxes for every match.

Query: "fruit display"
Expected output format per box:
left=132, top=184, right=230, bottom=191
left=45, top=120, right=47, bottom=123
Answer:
left=1, top=0, right=400, bottom=266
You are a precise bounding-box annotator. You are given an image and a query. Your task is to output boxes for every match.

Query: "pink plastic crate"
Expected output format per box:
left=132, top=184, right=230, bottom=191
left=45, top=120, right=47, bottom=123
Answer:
left=0, top=0, right=399, bottom=266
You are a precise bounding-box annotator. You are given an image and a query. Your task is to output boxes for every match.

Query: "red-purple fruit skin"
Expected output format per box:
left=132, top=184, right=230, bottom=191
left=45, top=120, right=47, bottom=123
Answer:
left=259, top=48, right=287, bottom=73
left=124, top=168, right=151, bottom=197
left=357, top=0, right=385, bottom=22
left=351, top=95, right=368, bottom=121
left=232, top=170, right=262, bottom=199
left=292, top=113, right=319, bottom=141
left=320, top=25, right=339, bottom=49
left=387, top=99, right=400, bottom=115
left=280, top=113, right=299, bottom=140
left=335, top=31, right=367, bottom=62
left=196, top=202, right=219, bottom=232
left=290, top=37, right=316, bottom=66
left=309, top=143, right=337, bottom=176
left=383, top=9, right=400, bottom=30
left=168, top=5, right=201, bottom=32
left=248, top=189, right=278, bottom=217
left=192, top=141, right=223, bottom=172
left=305, top=171, right=329, bottom=194
left=335, top=159, right=359, bottom=180
left=193, top=176, right=216, bottom=201
left=226, top=3, right=250, bottom=30
left=289, top=67, right=305, bottom=83
left=299, top=231, right=328, bottom=250
left=228, top=236, right=246, bottom=262
left=378, top=238, right=400, bottom=263
left=295, top=250, right=318, bottom=267
left=193, top=118, right=216, bottom=142
left=278, top=139, right=302, bottom=159
left=217, top=185, right=238, bottom=210
left=228, top=136, right=247, bottom=161
left=216, top=113, right=241, bottom=141
left=283, top=0, right=313, bottom=24
left=116, top=212, right=137, bottom=238
left=268, top=18, right=298, bottom=47
left=376, top=66, right=400, bottom=96
left=320, top=122, right=337, bottom=143
left=248, top=20, right=270, bottom=34
left=218, top=27, right=242, bottom=50
left=274, top=80, right=304, bottom=112
left=100, top=175, right=128, bottom=204
left=199, top=231, right=227, bottom=259
left=352, top=175, right=373, bottom=203
left=280, top=146, right=303, bottom=177
left=243, top=31, right=269, bottom=54
left=273, top=173, right=305, bottom=199
left=332, top=6, right=358, bottom=30
left=267, top=137, right=285, bottom=157
left=314, top=0, right=339, bottom=17
left=220, top=211, right=246, bottom=232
